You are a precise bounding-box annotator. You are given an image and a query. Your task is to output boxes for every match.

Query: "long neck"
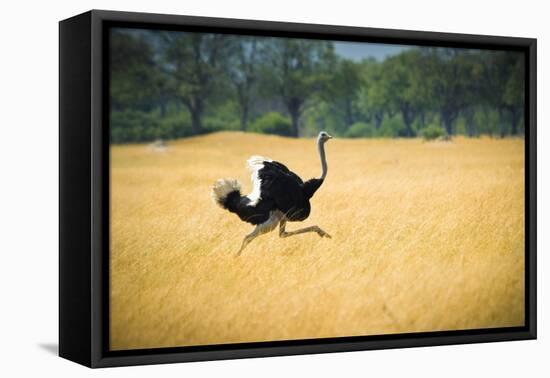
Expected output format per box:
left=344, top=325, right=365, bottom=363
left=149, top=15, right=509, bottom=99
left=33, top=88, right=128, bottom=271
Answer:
left=317, top=138, right=328, bottom=180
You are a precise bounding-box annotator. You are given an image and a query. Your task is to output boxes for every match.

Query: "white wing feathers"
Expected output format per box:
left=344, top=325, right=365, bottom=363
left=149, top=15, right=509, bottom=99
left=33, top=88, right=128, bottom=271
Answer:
left=246, top=156, right=272, bottom=206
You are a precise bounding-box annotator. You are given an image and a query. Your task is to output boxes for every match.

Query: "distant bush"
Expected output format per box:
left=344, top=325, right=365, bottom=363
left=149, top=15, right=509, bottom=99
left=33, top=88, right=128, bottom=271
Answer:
left=158, top=113, right=192, bottom=139
left=474, top=108, right=499, bottom=136
left=250, top=112, right=293, bottom=137
left=111, top=110, right=192, bottom=143
left=419, top=124, right=446, bottom=141
left=346, top=122, right=376, bottom=138
left=378, top=116, right=403, bottom=138
left=204, top=101, right=240, bottom=132
left=111, top=110, right=159, bottom=143
left=204, top=117, right=240, bottom=132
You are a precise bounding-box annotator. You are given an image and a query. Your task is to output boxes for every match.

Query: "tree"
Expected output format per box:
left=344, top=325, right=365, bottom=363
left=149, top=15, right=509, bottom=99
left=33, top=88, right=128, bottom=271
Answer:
left=357, top=59, right=387, bottom=131
left=109, top=28, right=526, bottom=142
left=479, top=50, right=525, bottom=137
left=261, top=39, right=335, bottom=137
left=162, top=32, right=229, bottom=135
left=110, top=30, right=158, bottom=112
left=226, top=37, right=259, bottom=131
left=379, top=50, right=428, bottom=137
left=503, top=54, right=525, bottom=135
left=422, top=48, right=478, bottom=136
left=322, top=58, right=363, bottom=132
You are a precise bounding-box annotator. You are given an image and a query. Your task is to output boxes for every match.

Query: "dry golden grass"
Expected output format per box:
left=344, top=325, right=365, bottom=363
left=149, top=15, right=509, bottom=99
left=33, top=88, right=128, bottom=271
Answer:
left=110, top=131, right=525, bottom=351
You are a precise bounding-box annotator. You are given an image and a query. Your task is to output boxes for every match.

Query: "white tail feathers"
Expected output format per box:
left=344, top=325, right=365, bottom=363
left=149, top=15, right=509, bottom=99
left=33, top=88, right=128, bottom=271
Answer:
left=211, top=178, right=241, bottom=208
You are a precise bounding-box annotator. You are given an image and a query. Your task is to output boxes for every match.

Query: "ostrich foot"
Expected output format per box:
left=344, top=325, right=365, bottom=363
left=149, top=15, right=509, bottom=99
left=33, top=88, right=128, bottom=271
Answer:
left=279, top=223, right=332, bottom=239
left=316, top=228, right=332, bottom=239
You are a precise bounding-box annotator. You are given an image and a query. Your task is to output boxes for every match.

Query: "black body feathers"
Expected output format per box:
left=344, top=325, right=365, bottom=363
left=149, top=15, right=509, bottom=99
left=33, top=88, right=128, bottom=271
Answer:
left=213, top=157, right=325, bottom=225
left=219, top=188, right=275, bottom=225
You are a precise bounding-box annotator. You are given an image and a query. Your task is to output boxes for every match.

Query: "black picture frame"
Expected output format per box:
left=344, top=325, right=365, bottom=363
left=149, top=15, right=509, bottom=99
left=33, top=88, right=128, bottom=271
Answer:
left=59, top=9, right=537, bottom=368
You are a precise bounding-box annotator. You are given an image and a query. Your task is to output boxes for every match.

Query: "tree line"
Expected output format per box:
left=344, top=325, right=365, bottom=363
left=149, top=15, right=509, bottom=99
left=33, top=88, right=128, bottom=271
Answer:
left=110, top=28, right=525, bottom=143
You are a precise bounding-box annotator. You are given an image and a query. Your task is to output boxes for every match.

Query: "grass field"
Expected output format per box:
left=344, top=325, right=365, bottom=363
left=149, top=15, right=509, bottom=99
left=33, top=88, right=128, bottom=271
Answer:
left=110, top=131, right=525, bottom=351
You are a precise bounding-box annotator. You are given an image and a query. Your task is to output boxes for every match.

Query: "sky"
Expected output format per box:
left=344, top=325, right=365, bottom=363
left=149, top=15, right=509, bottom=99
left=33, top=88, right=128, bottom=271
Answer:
left=334, top=41, right=410, bottom=61
left=118, top=28, right=411, bottom=62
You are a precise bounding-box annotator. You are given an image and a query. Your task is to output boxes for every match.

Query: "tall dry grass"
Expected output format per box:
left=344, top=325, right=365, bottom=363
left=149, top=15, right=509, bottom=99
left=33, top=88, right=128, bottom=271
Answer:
left=110, top=132, right=524, bottom=350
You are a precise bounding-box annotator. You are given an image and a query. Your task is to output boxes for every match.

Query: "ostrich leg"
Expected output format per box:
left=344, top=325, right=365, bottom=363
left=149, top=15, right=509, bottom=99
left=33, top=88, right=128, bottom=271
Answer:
left=236, top=227, right=261, bottom=256
left=279, top=220, right=332, bottom=239
left=236, top=211, right=284, bottom=256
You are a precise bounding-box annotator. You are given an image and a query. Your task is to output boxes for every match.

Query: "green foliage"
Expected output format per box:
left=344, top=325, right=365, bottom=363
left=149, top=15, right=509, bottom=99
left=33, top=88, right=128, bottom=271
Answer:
left=302, top=102, right=342, bottom=137
left=250, top=112, right=293, bottom=137
left=110, top=110, right=192, bottom=143
left=204, top=117, right=240, bottom=132
left=420, top=124, right=446, bottom=141
left=420, top=48, right=481, bottom=135
left=162, top=32, right=234, bottom=134
left=378, top=115, right=404, bottom=138
left=358, top=60, right=385, bottom=110
left=110, top=30, right=160, bottom=111
left=203, top=101, right=240, bottom=132
left=322, top=58, right=363, bottom=130
left=226, top=37, right=260, bottom=131
left=111, top=110, right=159, bottom=143
left=109, top=29, right=526, bottom=142
left=476, top=108, right=499, bottom=136
left=260, top=39, right=336, bottom=136
left=158, top=113, right=193, bottom=139
left=346, top=122, right=376, bottom=138
left=454, top=117, right=467, bottom=136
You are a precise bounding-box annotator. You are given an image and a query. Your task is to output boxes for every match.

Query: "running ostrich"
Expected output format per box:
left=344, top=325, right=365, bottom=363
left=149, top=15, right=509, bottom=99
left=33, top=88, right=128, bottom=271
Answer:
left=211, top=131, right=333, bottom=255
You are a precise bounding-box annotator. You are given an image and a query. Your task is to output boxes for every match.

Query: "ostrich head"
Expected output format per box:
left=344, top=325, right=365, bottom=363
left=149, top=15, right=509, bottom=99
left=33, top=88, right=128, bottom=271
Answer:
left=318, top=131, right=333, bottom=143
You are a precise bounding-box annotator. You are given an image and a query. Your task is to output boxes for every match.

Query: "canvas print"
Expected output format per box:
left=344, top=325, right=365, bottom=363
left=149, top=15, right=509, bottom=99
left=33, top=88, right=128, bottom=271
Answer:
left=109, top=27, right=525, bottom=351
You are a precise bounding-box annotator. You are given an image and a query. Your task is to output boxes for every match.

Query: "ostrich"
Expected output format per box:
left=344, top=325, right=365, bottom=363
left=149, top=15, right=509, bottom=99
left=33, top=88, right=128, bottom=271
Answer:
left=211, top=131, right=333, bottom=255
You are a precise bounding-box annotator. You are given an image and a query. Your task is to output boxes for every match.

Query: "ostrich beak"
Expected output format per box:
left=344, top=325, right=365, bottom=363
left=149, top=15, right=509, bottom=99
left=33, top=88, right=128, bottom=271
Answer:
left=327, top=134, right=333, bottom=139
